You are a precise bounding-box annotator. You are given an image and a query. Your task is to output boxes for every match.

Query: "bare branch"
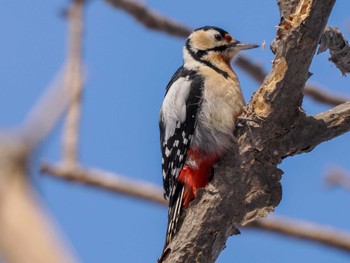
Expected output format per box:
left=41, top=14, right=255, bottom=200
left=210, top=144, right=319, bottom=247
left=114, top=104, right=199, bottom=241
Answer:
left=283, top=101, right=350, bottom=156
left=235, top=56, right=349, bottom=106
left=248, top=216, right=350, bottom=253
left=41, top=161, right=350, bottom=253
left=62, top=0, right=84, bottom=166
left=18, top=73, right=70, bottom=151
left=15, top=3, right=86, bottom=150
left=41, top=162, right=166, bottom=206
left=318, top=26, right=350, bottom=75
left=104, top=0, right=191, bottom=38
left=304, top=85, right=348, bottom=106
left=235, top=56, right=266, bottom=83
left=313, top=101, right=350, bottom=139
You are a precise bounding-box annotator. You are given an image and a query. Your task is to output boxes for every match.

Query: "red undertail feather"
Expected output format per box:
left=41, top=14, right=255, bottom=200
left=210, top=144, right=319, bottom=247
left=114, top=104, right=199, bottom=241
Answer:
left=178, top=148, right=219, bottom=207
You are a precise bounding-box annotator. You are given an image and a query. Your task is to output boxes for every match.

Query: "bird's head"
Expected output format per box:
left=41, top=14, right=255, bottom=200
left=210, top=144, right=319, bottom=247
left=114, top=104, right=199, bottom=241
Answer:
left=185, top=26, right=258, bottom=63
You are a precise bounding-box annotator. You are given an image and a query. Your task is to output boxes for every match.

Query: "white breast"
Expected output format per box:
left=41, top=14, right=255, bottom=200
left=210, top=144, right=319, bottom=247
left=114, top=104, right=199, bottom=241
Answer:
left=192, top=68, right=245, bottom=155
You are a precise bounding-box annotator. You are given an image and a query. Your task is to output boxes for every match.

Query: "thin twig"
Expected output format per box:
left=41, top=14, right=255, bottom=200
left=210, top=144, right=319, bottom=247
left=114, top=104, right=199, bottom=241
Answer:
left=5, top=0, right=86, bottom=152
left=16, top=1, right=87, bottom=150
left=62, top=0, right=84, bottom=166
left=18, top=72, right=70, bottom=151
left=41, top=161, right=350, bottom=253
left=235, top=56, right=349, bottom=106
left=235, top=56, right=266, bottom=83
left=304, top=85, right=348, bottom=106
left=248, top=216, right=350, bottom=253
left=105, top=0, right=190, bottom=38
left=41, top=162, right=166, bottom=206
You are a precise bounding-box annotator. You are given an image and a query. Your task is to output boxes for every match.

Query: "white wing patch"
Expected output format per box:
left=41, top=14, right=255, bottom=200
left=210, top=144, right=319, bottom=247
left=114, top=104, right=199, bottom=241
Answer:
left=160, top=77, right=192, bottom=141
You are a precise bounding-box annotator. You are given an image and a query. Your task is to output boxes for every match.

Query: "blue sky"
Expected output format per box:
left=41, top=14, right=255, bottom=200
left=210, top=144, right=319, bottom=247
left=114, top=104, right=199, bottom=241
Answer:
left=1, top=1, right=350, bottom=262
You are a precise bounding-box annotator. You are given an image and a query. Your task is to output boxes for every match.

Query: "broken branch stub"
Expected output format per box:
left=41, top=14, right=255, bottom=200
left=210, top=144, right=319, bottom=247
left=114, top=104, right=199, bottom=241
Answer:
left=318, top=26, right=350, bottom=75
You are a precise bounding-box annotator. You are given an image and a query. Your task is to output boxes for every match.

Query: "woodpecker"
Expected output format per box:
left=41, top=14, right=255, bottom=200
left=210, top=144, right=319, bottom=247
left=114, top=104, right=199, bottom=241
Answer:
left=159, top=26, right=258, bottom=247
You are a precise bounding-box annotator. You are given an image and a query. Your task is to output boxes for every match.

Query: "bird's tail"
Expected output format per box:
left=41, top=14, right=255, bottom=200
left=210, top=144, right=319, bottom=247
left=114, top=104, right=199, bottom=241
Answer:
left=158, top=182, right=185, bottom=263
left=165, top=184, right=184, bottom=246
left=159, top=183, right=184, bottom=263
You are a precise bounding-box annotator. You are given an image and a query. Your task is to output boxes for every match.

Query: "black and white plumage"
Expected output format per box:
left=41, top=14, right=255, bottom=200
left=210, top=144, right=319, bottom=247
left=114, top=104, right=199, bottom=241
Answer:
left=159, top=26, right=258, bottom=249
left=159, top=67, right=204, bottom=245
left=160, top=67, right=203, bottom=199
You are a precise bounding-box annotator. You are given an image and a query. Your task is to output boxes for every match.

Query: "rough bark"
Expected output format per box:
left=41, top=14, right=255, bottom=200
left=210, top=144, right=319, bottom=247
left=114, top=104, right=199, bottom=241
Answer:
left=161, top=1, right=337, bottom=262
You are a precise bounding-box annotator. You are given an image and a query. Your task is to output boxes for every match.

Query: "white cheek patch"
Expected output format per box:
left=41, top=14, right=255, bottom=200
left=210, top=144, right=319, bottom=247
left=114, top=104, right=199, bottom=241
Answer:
left=161, top=77, right=192, bottom=141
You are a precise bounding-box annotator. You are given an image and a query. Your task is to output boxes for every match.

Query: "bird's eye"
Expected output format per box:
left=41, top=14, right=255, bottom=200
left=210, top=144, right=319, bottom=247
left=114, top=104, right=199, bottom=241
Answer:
left=214, top=34, right=222, bottom=41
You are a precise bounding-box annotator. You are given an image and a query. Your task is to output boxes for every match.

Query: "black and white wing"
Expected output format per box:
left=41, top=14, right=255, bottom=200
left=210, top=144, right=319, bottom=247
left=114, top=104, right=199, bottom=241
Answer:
left=159, top=66, right=203, bottom=245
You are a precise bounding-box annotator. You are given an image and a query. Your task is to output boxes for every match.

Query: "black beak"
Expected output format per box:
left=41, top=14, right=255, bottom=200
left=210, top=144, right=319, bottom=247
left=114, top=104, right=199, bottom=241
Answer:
left=234, top=41, right=259, bottom=50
